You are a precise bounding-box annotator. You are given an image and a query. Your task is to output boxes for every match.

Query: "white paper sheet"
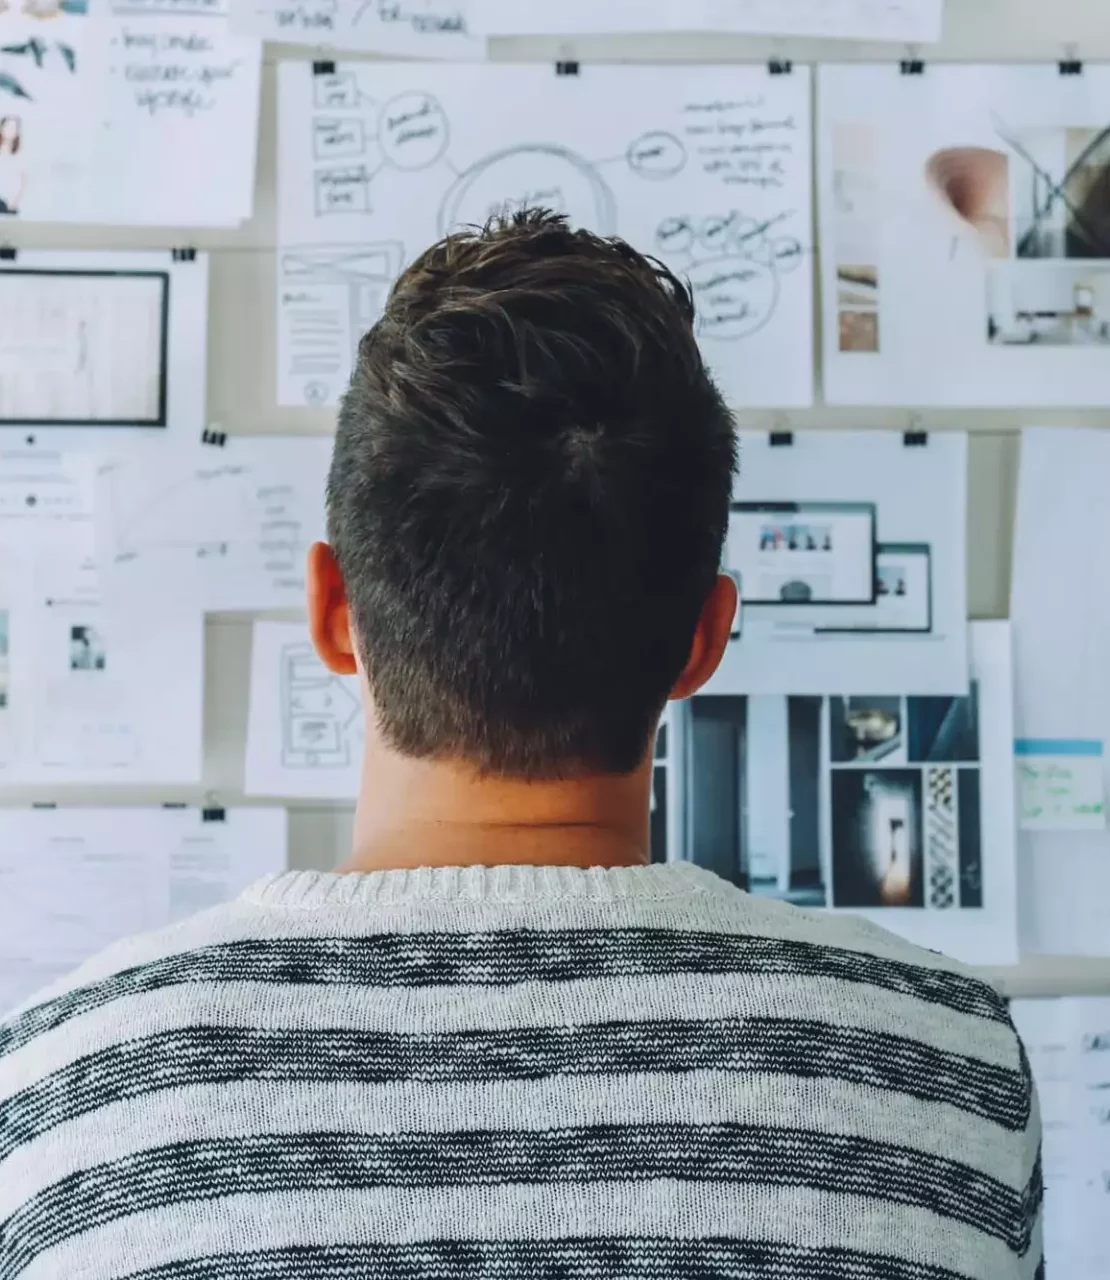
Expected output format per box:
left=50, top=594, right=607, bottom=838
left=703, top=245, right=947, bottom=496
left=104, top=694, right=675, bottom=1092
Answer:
left=0, top=0, right=92, bottom=221
left=0, top=491, right=205, bottom=785
left=245, top=620, right=363, bottom=799
left=474, top=0, right=943, bottom=42
left=818, top=65, right=1110, bottom=407
left=1011, top=998, right=1110, bottom=1280
left=0, top=806, right=287, bottom=1017
left=233, top=0, right=482, bottom=58
left=675, top=621, right=1015, bottom=965
left=706, top=430, right=968, bottom=697
left=0, top=0, right=261, bottom=226
left=0, top=250, right=208, bottom=443
left=1012, top=428, right=1110, bottom=957
left=97, top=434, right=331, bottom=613
left=277, top=61, right=813, bottom=409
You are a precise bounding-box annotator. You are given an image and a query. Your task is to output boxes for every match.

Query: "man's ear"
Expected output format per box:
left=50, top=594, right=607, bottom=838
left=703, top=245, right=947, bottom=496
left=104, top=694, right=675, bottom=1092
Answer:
left=306, top=542, right=358, bottom=676
left=670, top=573, right=737, bottom=701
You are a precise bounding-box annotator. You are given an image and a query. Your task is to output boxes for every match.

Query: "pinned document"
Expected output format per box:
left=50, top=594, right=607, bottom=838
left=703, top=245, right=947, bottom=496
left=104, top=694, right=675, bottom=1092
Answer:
left=1017, top=739, right=1105, bottom=831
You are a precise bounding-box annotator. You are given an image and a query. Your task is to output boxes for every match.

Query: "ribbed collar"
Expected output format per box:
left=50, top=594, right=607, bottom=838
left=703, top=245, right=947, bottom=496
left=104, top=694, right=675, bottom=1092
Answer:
left=244, top=862, right=719, bottom=908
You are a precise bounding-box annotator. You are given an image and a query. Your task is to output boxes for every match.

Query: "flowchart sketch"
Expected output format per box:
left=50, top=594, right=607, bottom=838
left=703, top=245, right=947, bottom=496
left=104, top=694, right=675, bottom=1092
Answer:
left=98, top=434, right=331, bottom=612
left=245, top=621, right=363, bottom=799
left=0, top=250, right=207, bottom=442
left=278, top=62, right=814, bottom=409
left=233, top=0, right=481, bottom=58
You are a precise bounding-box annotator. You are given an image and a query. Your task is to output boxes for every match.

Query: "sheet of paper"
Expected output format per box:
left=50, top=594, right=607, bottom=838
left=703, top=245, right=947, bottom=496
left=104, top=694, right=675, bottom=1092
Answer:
left=98, top=434, right=331, bottom=612
left=0, top=250, right=208, bottom=442
left=474, top=0, right=943, bottom=42
left=233, top=0, right=482, bottom=57
left=1012, top=428, right=1110, bottom=956
left=1011, top=998, right=1110, bottom=1279
left=676, top=622, right=1015, bottom=965
left=77, top=0, right=262, bottom=226
left=0, top=807, right=287, bottom=1017
left=0, top=0, right=93, bottom=221
left=245, top=620, right=363, bottom=799
left=706, top=430, right=968, bottom=697
left=1, top=0, right=260, bottom=226
left=818, top=65, right=1110, bottom=407
left=1016, top=738, right=1105, bottom=831
left=277, top=61, right=813, bottom=410
left=0, top=534, right=205, bottom=786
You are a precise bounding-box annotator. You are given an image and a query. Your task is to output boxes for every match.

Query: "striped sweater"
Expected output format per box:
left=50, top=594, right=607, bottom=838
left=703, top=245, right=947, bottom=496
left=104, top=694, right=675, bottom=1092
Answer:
left=0, top=863, right=1042, bottom=1280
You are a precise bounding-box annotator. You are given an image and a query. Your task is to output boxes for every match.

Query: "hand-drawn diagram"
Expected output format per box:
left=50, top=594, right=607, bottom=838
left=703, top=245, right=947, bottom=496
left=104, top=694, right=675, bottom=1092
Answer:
left=278, top=64, right=814, bottom=408
left=99, top=437, right=330, bottom=611
left=280, top=640, right=362, bottom=769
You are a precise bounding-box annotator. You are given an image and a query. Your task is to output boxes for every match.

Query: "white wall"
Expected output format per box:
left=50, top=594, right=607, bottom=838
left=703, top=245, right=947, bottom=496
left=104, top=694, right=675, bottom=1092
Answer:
left=5, top=0, right=1110, bottom=995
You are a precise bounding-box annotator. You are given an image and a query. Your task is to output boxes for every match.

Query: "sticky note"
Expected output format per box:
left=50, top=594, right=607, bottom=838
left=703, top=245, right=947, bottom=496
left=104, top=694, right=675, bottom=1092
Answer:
left=1015, top=739, right=1106, bottom=831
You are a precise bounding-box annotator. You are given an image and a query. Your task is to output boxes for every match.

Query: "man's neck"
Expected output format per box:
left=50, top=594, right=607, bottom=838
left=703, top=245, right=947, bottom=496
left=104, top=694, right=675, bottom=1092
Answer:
left=337, top=737, right=652, bottom=875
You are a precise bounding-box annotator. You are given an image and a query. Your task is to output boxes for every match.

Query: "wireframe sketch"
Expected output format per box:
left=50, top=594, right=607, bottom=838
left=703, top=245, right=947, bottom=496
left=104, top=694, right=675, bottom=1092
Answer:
left=279, top=241, right=404, bottom=405
left=0, top=269, right=166, bottom=424
left=280, top=640, right=362, bottom=768
left=278, top=64, right=813, bottom=407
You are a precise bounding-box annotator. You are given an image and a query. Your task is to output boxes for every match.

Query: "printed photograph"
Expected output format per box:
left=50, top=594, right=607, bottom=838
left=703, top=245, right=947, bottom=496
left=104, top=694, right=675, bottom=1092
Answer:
left=925, top=145, right=1010, bottom=258
left=69, top=624, right=106, bottom=671
left=832, top=121, right=881, bottom=352
left=1008, top=126, right=1110, bottom=259
left=829, top=695, right=904, bottom=764
left=684, top=695, right=827, bottom=906
left=986, top=262, right=1110, bottom=346
left=907, top=683, right=980, bottom=762
left=0, top=608, right=8, bottom=708
left=830, top=768, right=924, bottom=908
left=877, top=562, right=907, bottom=597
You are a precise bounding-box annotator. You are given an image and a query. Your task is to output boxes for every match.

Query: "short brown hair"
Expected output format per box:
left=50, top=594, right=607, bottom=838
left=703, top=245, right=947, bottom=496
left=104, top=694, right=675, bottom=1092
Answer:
left=327, top=209, right=736, bottom=778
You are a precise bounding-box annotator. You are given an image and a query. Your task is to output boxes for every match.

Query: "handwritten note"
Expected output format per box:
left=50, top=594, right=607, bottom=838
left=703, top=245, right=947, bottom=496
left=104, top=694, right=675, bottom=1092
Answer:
left=1016, top=738, right=1106, bottom=831
left=231, top=0, right=482, bottom=57
left=65, top=0, right=263, bottom=226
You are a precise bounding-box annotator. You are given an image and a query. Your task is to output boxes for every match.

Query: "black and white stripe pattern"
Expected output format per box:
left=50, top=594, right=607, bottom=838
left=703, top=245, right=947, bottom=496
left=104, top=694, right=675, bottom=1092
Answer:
left=0, top=864, right=1044, bottom=1280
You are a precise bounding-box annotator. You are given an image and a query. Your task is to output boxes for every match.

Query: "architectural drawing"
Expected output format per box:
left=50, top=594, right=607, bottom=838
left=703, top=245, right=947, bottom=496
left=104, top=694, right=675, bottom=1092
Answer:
left=278, top=63, right=813, bottom=408
left=280, top=639, right=361, bottom=769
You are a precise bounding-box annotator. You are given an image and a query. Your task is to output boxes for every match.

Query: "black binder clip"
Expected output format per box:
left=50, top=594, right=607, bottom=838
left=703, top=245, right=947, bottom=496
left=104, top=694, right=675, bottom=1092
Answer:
left=172, top=247, right=196, bottom=263
left=0, top=246, right=16, bottom=261
left=202, top=807, right=227, bottom=823
left=904, top=430, right=928, bottom=447
left=555, top=60, right=579, bottom=76
left=900, top=58, right=925, bottom=74
left=768, top=58, right=792, bottom=76
left=201, top=428, right=227, bottom=447
left=313, top=59, right=336, bottom=75
left=769, top=431, right=794, bottom=447
left=1059, top=58, right=1083, bottom=75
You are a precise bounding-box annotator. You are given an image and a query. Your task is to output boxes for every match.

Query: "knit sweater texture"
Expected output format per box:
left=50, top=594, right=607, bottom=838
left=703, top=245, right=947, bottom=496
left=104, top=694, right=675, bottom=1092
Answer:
left=0, top=862, right=1043, bottom=1280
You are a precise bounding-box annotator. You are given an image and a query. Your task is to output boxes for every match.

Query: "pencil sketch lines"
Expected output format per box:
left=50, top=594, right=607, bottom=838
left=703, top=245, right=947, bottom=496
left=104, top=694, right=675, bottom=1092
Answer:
left=280, top=641, right=361, bottom=769
left=439, top=144, right=617, bottom=237
left=656, top=208, right=803, bottom=340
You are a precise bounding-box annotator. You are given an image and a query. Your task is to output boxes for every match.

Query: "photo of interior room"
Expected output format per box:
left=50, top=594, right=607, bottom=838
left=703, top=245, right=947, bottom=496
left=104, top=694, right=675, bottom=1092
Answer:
left=830, top=768, right=924, bottom=907
left=986, top=262, right=1110, bottom=345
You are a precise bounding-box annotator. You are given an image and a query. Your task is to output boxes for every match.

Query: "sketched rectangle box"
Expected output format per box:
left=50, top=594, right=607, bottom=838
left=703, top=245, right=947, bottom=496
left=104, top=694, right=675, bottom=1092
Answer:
left=313, top=167, right=372, bottom=216
left=313, top=118, right=366, bottom=161
left=314, top=71, right=359, bottom=110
